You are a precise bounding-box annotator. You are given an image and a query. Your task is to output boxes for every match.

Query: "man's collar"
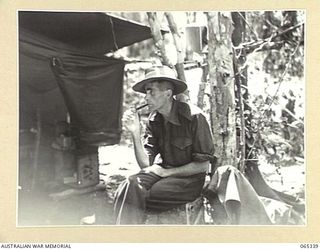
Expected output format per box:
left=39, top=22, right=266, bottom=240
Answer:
left=166, top=101, right=181, bottom=126
left=149, top=100, right=192, bottom=126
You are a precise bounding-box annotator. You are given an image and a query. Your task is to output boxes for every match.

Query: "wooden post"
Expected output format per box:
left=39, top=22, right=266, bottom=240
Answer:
left=206, top=12, right=237, bottom=167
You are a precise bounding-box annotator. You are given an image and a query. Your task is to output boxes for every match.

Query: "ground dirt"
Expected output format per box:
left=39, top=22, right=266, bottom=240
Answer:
left=17, top=145, right=305, bottom=226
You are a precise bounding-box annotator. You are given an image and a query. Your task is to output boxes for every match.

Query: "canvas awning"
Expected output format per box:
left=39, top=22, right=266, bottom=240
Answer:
left=19, top=11, right=153, bottom=146
left=19, top=11, right=153, bottom=55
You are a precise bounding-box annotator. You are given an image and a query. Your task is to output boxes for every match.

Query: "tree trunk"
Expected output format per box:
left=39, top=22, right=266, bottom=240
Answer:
left=147, top=12, right=172, bottom=67
left=148, top=12, right=190, bottom=102
left=164, top=12, right=186, bottom=82
left=206, top=12, right=237, bottom=167
left=232, top=12, right=247, bottom=173
left=197, top=63, right=208, bottom=109
left=164, top=12, right=190, bottom=101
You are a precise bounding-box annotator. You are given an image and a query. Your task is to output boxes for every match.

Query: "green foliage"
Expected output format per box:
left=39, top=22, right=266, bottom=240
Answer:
left=263, top=43, right=304, bottom=78
left=248, top=11, right=305, bottom=78
left=249, top=91, right=304, bottom=168
left=235, top=10, right=305, bottom=169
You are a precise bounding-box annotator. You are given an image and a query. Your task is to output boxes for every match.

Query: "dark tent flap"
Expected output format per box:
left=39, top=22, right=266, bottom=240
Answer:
left=19, top=29, right=66, bottom=95
left=51, top=55, right=125, bottom=146
left=19, top=11, right=153, bottom=55
left=19, top=30, right=69, bottom=131
left=19, top=11, right=154, bottom=146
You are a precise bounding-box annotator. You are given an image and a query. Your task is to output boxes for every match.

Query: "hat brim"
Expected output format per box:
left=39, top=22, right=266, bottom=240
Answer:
left=132, top=76, right=187, bottom=95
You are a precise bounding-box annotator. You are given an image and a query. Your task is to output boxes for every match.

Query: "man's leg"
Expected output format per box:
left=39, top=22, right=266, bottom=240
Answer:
left=146, top=173, right=205, bottom=212
left=113, top=172, right=161, bottom=224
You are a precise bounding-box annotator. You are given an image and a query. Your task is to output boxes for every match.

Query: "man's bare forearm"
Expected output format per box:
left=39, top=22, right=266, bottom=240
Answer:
left=131, top=132, right=149, bottom=169
left=155, top=161, right=209, bottom=178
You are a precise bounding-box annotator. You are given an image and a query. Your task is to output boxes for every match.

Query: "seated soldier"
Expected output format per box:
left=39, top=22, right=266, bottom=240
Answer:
left=114, top=65, right=214, bottom=224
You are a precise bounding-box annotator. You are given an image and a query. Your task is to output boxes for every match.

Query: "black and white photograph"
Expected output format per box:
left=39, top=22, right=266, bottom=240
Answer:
left=17, top=10, right=305, bottom=227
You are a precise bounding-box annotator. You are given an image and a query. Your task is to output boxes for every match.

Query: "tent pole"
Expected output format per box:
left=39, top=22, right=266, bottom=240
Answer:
left=31, top=108, right=41, bottom=191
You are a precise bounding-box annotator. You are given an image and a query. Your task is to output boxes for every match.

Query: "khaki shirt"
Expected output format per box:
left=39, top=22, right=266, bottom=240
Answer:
left=144, top=100, right=214, bottom=168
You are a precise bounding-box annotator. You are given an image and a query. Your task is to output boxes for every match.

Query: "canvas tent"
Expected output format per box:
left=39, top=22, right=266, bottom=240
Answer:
left=18, top=11, right=153, bottom=188
left=19, top=11, right=153, bottom=146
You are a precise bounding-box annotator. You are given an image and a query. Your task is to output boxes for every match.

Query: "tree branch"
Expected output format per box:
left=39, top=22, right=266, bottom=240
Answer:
left=234, top=22, right=304, bottom=55
left=246, top=31, right=303, bottom=159
left=236, top=12, right=259, bottom=41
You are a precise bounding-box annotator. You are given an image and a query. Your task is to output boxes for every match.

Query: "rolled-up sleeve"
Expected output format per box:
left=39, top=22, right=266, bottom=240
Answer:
left=191, top=114, right=215, bottom=162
